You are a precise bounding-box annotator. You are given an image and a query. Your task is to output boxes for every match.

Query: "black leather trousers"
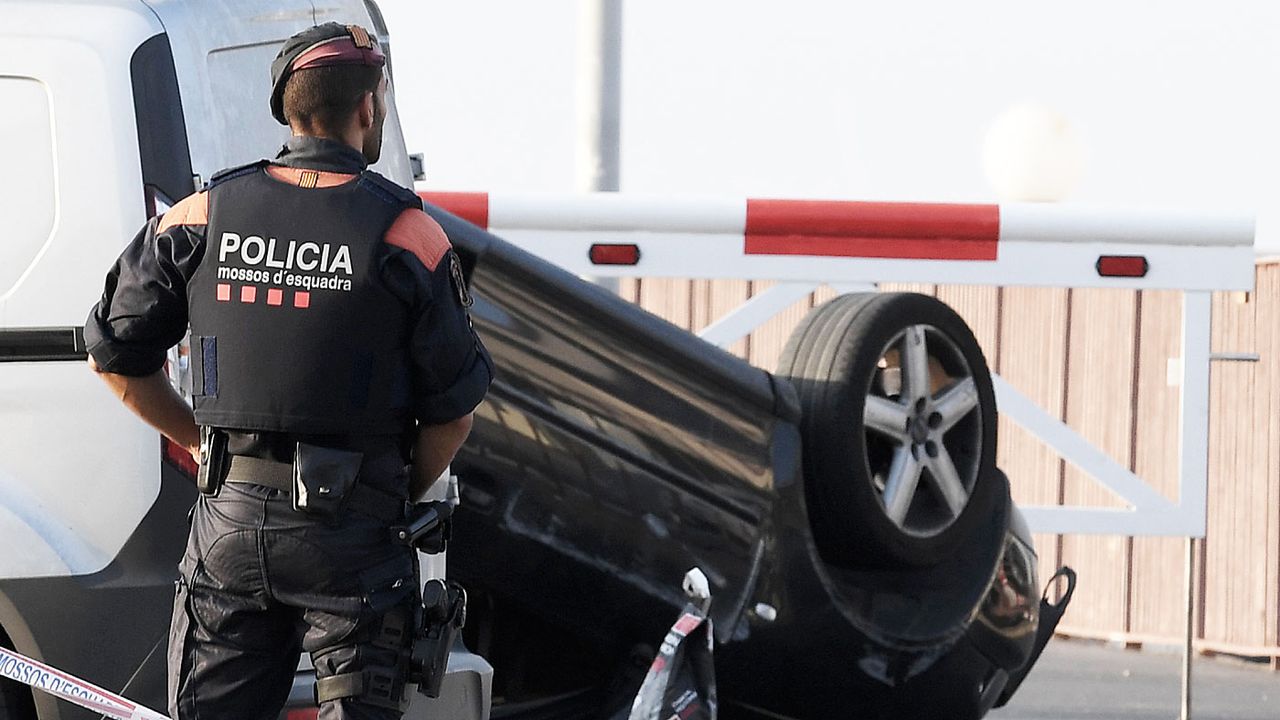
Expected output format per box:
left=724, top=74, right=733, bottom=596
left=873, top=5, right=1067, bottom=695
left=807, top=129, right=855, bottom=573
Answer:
left=167, top=480, right=416, bottom=720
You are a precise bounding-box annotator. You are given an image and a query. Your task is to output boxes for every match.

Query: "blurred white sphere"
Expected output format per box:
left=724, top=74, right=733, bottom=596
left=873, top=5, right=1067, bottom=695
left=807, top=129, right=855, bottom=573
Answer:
left=983, top=102, right=1085, bottom=202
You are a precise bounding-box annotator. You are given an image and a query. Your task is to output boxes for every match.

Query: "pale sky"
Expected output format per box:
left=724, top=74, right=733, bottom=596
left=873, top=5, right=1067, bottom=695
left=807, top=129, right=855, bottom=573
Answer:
left=379, top=0, right=1279, bottom=245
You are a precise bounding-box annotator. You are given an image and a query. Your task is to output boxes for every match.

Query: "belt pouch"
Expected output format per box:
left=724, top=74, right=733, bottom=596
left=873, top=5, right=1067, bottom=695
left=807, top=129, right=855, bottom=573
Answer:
left=196, top=427, right=227, bottom=496
left=293, top=442, right=363, bottom=520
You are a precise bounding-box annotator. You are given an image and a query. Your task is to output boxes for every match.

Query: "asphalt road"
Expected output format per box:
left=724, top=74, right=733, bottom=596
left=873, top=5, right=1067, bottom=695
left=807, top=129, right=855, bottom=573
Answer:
left=992, top=640, right=1278, bottom=720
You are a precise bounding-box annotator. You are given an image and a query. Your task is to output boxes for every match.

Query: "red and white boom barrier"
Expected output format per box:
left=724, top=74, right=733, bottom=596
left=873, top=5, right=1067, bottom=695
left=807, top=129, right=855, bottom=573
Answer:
left=421, top=190, right=1256, bottom=539
left=420, top=192, right=1254, bottom=293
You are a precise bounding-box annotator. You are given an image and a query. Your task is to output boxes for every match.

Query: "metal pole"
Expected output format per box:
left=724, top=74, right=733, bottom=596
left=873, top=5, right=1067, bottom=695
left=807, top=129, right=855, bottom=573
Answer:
left=1180, top=536, right=1195, bottom=720
left=576, top=0, right=622, bottom=193
left=1177, top=290, right=1213, bottom=720
left=576, top=0, right=623, bottom=293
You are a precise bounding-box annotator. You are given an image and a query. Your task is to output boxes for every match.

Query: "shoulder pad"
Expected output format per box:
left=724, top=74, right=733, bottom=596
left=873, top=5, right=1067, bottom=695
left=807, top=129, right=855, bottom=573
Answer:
left=358, top=170, right=423, bottom=209
left=205, top=160, right=270, bottom=190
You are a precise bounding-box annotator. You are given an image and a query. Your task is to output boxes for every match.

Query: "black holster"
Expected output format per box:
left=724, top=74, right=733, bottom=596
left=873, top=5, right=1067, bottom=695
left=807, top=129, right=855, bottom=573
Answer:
left=407, top=579, right=466, bottom=698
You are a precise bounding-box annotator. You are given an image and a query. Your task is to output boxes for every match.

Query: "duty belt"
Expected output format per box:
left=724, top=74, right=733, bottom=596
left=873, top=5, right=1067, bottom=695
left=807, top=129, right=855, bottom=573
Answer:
left=224, top=455, right=405, bottom=521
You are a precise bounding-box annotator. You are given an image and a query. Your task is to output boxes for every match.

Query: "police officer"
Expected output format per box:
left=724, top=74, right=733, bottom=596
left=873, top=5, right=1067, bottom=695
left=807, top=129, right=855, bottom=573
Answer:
left=83, top=22, right=492, bottom=720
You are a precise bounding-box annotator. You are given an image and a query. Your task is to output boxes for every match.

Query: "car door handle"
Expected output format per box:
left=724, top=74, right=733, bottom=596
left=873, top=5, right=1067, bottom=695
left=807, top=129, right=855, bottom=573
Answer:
left=0, top=326, right=87, bottom=362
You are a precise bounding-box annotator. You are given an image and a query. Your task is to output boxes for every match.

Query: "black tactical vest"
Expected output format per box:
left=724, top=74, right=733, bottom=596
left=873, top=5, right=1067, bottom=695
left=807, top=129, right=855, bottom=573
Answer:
left=187, top=161, right=422, bottom=435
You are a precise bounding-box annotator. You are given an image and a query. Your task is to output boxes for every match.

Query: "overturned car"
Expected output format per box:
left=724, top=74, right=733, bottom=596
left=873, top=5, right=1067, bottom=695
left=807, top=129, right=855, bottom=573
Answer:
left=427, top=201, right=1074, bottom=719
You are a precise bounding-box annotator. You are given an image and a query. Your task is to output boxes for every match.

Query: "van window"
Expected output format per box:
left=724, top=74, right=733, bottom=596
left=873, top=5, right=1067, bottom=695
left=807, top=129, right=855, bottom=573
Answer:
left=207, top=43, right=292, bottom=167
left=0, top=76, right=56, bottom=301
left=204, top=41, right=412, bottom=184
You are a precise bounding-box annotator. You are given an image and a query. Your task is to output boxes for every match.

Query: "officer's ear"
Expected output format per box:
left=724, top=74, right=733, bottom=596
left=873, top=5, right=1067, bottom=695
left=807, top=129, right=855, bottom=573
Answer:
left=357, top=90, right=376, bottom=131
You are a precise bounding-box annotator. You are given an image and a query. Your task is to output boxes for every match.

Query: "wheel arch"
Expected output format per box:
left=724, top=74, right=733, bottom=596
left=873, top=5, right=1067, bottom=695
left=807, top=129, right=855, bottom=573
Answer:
left=0, top=592, right=47, bottom=720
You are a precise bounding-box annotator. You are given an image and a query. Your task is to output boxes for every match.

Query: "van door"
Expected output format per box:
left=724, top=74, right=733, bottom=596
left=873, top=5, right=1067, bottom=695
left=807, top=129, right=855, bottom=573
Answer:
left=0, top=3, right=175, bottom=581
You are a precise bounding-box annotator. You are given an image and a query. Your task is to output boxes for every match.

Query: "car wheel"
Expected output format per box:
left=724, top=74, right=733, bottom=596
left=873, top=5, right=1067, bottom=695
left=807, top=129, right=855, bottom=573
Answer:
left=778, top=292, right=998, bottom=568
left=0, top=674, right=36, bottom=720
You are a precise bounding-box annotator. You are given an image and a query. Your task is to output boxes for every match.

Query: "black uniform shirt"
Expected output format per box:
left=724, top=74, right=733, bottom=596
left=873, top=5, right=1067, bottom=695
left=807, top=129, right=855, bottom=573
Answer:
left=85, top=137, right=492, bottom=433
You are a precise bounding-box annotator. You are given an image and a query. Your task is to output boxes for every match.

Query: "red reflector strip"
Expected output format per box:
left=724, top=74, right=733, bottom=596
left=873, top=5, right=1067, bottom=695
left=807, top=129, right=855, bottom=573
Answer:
left=589, top=243, right=641, bottom=266
left=1096, top=255, right=1149, bottom=278
left=284, top=709, right=320, bottom=720
left=672, top=612, right=702, bottom=636
left=745, top=200, right=999, bottom=260
left=419, top=191, right=489, bottom=229
left=161, top=437, right=198, bottom=478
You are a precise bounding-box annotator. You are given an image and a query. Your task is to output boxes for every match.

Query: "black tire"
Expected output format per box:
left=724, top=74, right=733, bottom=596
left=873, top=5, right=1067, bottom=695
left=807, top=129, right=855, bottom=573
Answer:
left=778, top=292, right=998, bottom=569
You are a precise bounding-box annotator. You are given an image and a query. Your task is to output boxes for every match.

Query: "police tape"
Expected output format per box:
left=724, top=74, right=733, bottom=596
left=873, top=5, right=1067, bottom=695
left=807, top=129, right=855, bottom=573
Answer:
left=0, top=646, right=169, bottom=720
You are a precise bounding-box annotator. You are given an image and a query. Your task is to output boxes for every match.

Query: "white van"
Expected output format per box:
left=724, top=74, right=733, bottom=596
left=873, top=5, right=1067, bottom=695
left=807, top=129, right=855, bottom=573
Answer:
left=0, top=2, right=490, bottom=718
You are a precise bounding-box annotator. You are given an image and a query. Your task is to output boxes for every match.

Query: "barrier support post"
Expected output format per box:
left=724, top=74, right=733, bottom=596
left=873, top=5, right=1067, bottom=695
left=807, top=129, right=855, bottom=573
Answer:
left=1181, top=536, right=1195, bottom=720
left=1178, top=289, right=1213, bottom=720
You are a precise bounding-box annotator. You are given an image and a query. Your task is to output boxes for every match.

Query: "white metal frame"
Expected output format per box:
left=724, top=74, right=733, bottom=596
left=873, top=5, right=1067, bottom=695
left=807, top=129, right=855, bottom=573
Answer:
left=420, top=190, right=1256, bottom=539
left=698, top=283, right=1215, bottom=537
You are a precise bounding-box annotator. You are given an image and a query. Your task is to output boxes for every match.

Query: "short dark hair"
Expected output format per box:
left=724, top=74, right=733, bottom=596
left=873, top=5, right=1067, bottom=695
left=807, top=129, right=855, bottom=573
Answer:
left=281, top=63, right=382, bottom=134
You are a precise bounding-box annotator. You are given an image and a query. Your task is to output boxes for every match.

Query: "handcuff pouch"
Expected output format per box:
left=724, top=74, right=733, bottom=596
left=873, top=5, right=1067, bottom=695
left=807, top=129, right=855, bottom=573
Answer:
left=292, top=442, right=363, bottom=520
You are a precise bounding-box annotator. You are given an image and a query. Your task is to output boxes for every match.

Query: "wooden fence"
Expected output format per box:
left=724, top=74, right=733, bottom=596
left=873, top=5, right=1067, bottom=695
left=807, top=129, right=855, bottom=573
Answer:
left=618, top=262, right=1280, bottom=668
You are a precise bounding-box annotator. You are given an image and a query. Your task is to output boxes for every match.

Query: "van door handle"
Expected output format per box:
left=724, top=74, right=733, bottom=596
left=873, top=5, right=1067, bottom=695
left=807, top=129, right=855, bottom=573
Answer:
left=0, top=327, right=87, bottom=362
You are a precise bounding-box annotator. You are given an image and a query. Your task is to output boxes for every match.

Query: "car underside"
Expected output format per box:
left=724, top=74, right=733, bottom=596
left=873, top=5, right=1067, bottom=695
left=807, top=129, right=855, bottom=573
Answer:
left=429, top=203, right=1071, bottom=719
